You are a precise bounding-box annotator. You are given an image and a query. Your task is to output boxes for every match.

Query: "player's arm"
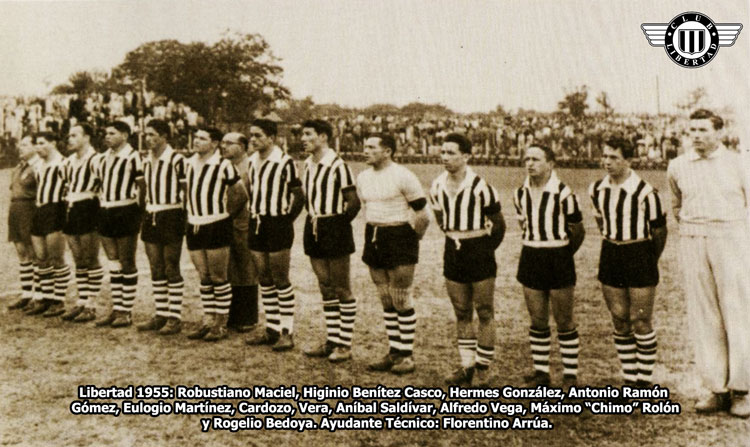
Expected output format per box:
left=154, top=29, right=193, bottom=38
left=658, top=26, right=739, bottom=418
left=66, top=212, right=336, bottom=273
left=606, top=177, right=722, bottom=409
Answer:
left=136, top=176, right=147, bottom=210
left=411, top=199, right=430, bottom=239
left=342, top=186, right=361, bottom=222
left=666, top=165, right=681, bottom=222
left=487, top=210, right=506, bottom=249
left=588, top=182, right=604, bottom=232
left=288, top=185, right=305, bottom=221
left=646, top=190, right=668, bottom=260
left=565, top=193, right=585, bottom=254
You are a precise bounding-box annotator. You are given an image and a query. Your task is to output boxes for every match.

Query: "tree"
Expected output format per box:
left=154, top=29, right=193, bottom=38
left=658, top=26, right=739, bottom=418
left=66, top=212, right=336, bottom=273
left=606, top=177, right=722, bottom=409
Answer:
left=115, top=31, right=290, bottom=124
left=596, top=91, right=613, bottom=116
left=400, top=102, right=453, bottom=118
left=51, top=70, right=109, bottom=96
left=675, top=87, right=707, bottom=113
left=558, top=85, right=589, bottom=119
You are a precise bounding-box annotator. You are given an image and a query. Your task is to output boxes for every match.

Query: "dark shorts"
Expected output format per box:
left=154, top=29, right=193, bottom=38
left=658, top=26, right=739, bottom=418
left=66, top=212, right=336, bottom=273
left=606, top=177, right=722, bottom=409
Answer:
left=63, top=198, right=100, bottom=236
left=517, top=245, right=576, bottom=290
left=99, top=203, right=142, bottom=239
left=187, top=217, right=233, bottom=251
left=141, top=208, right=186, bottom=245
left=598, top=239, right=659, bottom=288
left=444, top=235, right=497, bottom=283
left=303, top=214, right=355, bottom=259
left=248, top=215, right=294, bottom=253
left=31, top=202, right=66, bottom=237
left=362, top=223, right=419, bottom=270
left=8, top=199, right=34, bottom=244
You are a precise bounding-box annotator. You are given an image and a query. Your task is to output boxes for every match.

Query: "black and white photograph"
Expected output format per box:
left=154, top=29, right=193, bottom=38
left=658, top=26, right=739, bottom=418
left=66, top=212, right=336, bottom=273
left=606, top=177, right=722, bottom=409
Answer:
left=1, top=0, right=749, bottom=445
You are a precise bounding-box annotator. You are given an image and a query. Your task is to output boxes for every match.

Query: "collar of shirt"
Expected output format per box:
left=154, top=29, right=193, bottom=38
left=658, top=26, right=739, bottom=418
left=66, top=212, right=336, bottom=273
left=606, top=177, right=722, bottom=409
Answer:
left=188, top=149, right=221, bottom=169
left=250, top=146, right=284, bottom=165
left=41, top=150, right=64, bottom=167
left=686, top=144, right=728, bottom=162
left=596, top=170, right=642, bottom=194
left=25, top=155, right=42, bottom=170
left=69, top=146, right=96, bottom=164
left=106, top=144, right=135, bottom=159
left=306, top=147, right=337, bottom=168
left=437, top=167, right=478, bottom=194
left=523, top=170, right=561, bottom=192
left=149, top=145, right=175, bottom=164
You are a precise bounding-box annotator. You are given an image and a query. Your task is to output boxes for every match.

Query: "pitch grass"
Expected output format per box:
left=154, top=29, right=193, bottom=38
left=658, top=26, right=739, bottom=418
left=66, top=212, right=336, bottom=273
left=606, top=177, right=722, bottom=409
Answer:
left=1, top=164, right=748, bottom=446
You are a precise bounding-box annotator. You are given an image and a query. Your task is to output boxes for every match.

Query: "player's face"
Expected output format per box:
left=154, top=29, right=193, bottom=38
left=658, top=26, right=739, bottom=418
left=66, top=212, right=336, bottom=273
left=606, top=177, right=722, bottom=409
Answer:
left=248, top=126, right=273, bottom=152
left=18, top=137, right=35, bottom=160
left=363, top=137, right=389, bottom=166
left=440, top=142, right=467, bottom=174
left=221, top=135, right=245, bottom=159
left=601, top=145, right=629, bottom=177
left=35, top=137, right=54, bottom=159
left=104, top=127, right=126, bottom=149
left=523, top=147, right=551, bottom=179
left=144, top=127, right=165, bottom=152
left=193, top=130, right=214, bottom=155
left=67, top=126, right=87, bottom=151
left=301, top=128, right=322, bottom=152
left=687, top=118, right=719, bottom=155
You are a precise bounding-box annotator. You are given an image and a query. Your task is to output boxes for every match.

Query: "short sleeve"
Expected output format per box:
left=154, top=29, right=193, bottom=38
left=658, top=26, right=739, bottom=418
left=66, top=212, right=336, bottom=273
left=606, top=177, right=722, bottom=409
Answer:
left=132, top=153, right=144, bottom=179
left=400, top=167, right=425, bottom=202
left=284, top=159, right=301, bottom=188
left=337, top=161, right=356, bottom=191
left=223, top=160, right=239, bottom=186
left=645, top=190, right=666, bottom=228
left=588, top=182, right=601, bottom=218
left=564, top=193, right=583, bottom=224
left=429, top=180, right=441, bottom=211
left=482, top=183, right=501, bottom=215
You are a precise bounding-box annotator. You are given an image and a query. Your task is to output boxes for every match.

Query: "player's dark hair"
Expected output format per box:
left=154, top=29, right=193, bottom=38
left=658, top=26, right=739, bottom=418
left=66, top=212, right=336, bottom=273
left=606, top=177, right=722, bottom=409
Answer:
left=444, top=133, right=472, bottom=154
left=34, top=131, right=58, bottom=144
left=528, top=144, right=555, bottom=162
left=690, top=108, right=724, bottom=130
left=371, top=133, right=397, bottom=157
left=251, top=119, right=278, bottom=137
left=74, top=122, right=95, bottom=138
left=604, top=136, right=635, bottom=159
left=107, top=121, right=132, bottom=135
left=198, top=127, right=224, bottom=143
left=146, top=119, right=170, bottom=137
left=302, top=119, right=333, bottom=142
left=235, top=133, right=249, bottom=150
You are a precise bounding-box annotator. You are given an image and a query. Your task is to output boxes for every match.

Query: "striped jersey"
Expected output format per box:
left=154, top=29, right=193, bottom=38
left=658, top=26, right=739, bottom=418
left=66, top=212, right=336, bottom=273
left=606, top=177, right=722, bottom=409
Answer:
left=185, top=150, right=239, bottom=225
left=65, top=146, right=102, bottom=201
left=429, top=167, right=501, bottom=231
left=35, top=151, right=67, bottom=206
left=97, top=144, right=143, bottom=207
left=143, top=145, right=186, bottom=211
left=302, top=148, right=355, bottom=217
left=514, top=171, right=582, bottom=246
left=247, top=146, right=301, bottom=217
left=589, top=170, right=665, bottom=241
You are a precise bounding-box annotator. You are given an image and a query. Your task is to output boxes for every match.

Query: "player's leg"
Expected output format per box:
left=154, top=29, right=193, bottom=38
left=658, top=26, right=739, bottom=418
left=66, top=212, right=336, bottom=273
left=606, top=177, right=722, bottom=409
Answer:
left=267, top=249, right=295, bottom=350
left=9, top=241, right=35, bottom=310
left=160, top=239, right=184, bottom=335
left=629, top=286, right=656, bottom=386
left=61, top=234, right=87, bottom=320
left=389, top=263, right=417, bottom=374
left=367, top=267, right=401, bottom=371
left=329, top=255, right=355, bottom=362
left=112, top=234, right=138, bottom=327
left=602, top=284, right=637, bottom=385
left=523, top=287, right=552, bottom=385
left=472, top=277, right=497, bottom=386
left=44, top=231, right=69, bottom=317
left=203, top=246, right=231, bottom=341
left=445, top=278, right=476, bottom=385
left=75, top=232, right=101, bottom=322
left=187, top=248, right=213, bottom=339
left=550, top=286, right=579, bottom=386
left=96, top=236, right=122, bottom=326
left=138, top=242, right=168, bottom=331
left=305, top=257, right=340, bottom=357
left=28, top=235, right=53, bottom=315
left=246, top=250, right=280, bottom=345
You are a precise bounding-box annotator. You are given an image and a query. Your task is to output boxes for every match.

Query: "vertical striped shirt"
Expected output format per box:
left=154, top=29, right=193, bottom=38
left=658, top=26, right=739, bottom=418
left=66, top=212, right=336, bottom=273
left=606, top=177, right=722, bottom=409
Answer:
left=35, top=152, right=67, bottom=206
left=667, top=146, right=750, bottom=235
left=186, top=150, right=239, bottom=225
left=514, top=171, right=582, bottom=247
left=98, top=144, right=143, bottom=207
left=247, top=146, right=301, bottom=217
left=589, top=170, right=665, bottom=241
left=302, top=148, right=355, bottom=217
left=429, top=167, right=501, bottom=231
left=143, top=145, right=186, bottom=211
left=65, top=146, right=102, bottom=202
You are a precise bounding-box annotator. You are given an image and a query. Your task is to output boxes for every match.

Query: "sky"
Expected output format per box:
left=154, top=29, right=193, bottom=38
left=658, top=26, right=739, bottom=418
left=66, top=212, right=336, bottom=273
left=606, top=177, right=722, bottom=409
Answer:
left=1, top=0, right=748, bottom=119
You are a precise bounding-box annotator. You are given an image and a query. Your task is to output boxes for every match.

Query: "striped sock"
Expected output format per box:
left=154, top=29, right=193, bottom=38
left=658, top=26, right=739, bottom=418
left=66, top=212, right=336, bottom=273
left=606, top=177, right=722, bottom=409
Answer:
left=260, top=285, right=280, bottom=333
left=110, top=269, right=123, bottom=311
left=635, top=331, right=657, bottom=384
left=383, top=309, right=401, bottom=355
left=167, top=280, right=184, bottom=319
left=529, top=327, right=551, bottom=373
left=32, top=264, right=42, bottom=301
left=87, top=267, right=104, bottom=309
left=39, top=266, right=55, bottom=301
left=458, top=338, right=478, bottom=368
left=277, top=285, right=296, bottom=333
left=614, top=332, right=638, bottom=383
left=476, top=345, right=494, bottom=370
left=152, top=279, right=169, bottom=317
left=121, top=271, right=138, bottom=312
left=397, top=308, right=416, bottom=357
left=53, top=265, right=71, bottom=303
left=323, top=298, right=342, bottom=345
left=213, top=282, right=232, bottom=316
left=339, top=300, right=357, bottom=348
left=75, top=268, right=89, bottom=306
left=199, top=282, right=215, bottom=318
left=19, top=261, right=33, bottom=299
left=559, top=328, right=580, bottom=379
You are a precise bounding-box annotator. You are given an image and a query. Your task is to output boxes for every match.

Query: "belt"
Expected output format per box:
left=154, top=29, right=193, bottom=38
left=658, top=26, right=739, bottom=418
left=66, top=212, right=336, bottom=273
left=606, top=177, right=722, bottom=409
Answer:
left=146, top=203, right=183, bottom=213
left=67, top=192, right=98, bottom=203
left=445, top=228, right=490, bottom=250
left=522, top=240, right=569, bottom=248
left=603, top=238, right=651, bottom=246
left=368, top=222, right=410, bottom=243
left=100, top=198, right=137, bottom=208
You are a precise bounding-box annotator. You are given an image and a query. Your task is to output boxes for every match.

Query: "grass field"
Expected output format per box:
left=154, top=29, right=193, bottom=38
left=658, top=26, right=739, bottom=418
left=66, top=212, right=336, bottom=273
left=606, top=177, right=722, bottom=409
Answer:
left=1, top=163, right=748, bottom=446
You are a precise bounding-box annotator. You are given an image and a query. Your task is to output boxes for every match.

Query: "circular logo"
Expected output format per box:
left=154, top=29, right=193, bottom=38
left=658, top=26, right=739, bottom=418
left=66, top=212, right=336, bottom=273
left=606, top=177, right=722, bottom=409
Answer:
left=664, top=12, right=720, bottom=68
